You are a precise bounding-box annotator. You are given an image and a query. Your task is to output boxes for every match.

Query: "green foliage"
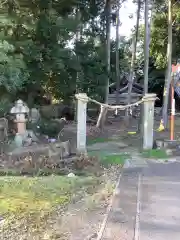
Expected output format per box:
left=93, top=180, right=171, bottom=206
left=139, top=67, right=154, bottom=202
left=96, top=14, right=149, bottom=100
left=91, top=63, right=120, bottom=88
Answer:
left=0, top=97, right=13, bottom=117
left=138, top=1, right=180, bottom=69
left=2, top=0, right=180, bottom=103
left=35, top=118, right=64, bottom=138
left=0, top=40, right=29, bottom=92
left=0, top=0, right=129, bottom=103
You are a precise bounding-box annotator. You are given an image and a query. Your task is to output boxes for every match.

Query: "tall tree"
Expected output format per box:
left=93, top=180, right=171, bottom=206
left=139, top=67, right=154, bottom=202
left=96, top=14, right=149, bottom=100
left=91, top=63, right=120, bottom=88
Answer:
left=0, top=0, right=130, bottom=115
left=115, top=0, right=121, bottom=104
left=75, top=5, right=82, bottom=94
left=144, top=0, right=150, bottom=94
left=96, top=0, right=111, bottom=128
left=127, top=0, right=141, bottom=114
left=161, top=0, right=172, bottom=129
left=105, top=0, right=111, bottom=104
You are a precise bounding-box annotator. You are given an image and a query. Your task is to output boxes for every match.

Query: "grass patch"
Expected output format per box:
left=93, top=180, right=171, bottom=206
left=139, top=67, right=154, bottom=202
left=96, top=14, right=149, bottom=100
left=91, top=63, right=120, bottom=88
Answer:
left=88, top=150, right=130, bottom=167
left=100, top=153, right=130, bottom=167
left=141, top=149, right=168, bottom=159
left=0, top=175, right=99, bottom=219
left=87, top=137, right=111, bottom=145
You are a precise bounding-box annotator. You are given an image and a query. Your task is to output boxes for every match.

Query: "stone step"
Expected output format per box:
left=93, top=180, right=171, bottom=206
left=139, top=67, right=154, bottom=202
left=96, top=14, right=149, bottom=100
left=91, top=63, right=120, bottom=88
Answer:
left=124, top=156, right=148, bottom=169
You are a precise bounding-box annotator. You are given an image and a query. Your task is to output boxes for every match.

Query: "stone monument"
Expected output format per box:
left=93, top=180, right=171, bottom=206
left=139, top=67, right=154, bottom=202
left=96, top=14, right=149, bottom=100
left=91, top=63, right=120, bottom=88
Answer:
left=29, top=107, right=40, bottom=124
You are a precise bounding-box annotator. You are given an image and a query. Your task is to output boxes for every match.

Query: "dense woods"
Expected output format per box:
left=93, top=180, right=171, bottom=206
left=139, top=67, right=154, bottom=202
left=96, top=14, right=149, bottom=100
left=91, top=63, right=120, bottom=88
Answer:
left=0, top=0, right=179, bottom=123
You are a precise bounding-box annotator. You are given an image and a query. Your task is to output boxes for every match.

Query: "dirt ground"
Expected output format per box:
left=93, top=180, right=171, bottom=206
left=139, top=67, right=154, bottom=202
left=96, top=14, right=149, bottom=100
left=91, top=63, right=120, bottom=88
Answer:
left=0, top=166, right=121, bottom=240
left=1, top=114, right=180, bottom=240
left=62, top=115, right=180, bottom=150
left=50, top=115, right=180, bottom=240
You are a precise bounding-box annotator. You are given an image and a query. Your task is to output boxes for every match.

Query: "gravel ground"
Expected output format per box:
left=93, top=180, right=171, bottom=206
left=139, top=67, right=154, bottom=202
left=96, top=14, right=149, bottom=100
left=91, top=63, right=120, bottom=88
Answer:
left=59, top=166, right=121, bottom=240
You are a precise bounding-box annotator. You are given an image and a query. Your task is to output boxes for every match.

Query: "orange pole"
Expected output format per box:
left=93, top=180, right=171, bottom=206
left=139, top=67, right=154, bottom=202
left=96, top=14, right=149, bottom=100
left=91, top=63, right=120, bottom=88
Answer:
left=170, top=76, right=175, bottom=140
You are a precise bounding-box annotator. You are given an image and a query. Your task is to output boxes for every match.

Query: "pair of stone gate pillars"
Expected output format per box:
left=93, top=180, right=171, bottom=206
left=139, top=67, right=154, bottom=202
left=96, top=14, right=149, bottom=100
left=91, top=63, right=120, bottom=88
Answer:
left=75, top=93, right=157, bottom=153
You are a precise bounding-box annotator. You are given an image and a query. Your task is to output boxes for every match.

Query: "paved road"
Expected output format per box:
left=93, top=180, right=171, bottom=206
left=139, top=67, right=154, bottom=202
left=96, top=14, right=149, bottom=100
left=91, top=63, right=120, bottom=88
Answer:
left=140, top=161, right=180, bottom=240
left=101, top=161, right=180, bottom=240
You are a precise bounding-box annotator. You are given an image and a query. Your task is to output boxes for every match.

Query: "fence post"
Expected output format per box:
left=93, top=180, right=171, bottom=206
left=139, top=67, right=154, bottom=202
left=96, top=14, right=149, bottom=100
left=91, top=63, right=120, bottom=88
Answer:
left=142, top=93, right=156, bottom=149
left=75, top=93, right=89, bottom=153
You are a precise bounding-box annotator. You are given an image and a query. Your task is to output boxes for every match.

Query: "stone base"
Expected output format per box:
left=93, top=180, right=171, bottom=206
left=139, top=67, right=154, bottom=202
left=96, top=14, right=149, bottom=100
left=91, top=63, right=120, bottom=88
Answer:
left=7, top=140, right=71, bottom=162
left=48, top=140, right=71, bottom=158
left=14, top=134, right=24, bottom=147
left=7, top=144, right=50, bottom=162
left=155, top=139, right=180, bottom=149
left=163, top=140, right=179, bottom=149
left=3, top=141, right=72, bottom=174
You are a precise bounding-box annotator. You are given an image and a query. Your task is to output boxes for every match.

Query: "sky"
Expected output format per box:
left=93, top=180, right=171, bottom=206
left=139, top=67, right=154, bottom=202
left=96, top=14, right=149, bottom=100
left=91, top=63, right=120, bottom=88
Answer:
left=111, top=0, right=142, bottom=38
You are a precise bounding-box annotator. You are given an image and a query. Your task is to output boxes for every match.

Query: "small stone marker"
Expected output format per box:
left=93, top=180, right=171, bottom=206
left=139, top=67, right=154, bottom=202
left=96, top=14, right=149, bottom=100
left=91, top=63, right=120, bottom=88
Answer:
left=30, top=107, right=40, bottom=123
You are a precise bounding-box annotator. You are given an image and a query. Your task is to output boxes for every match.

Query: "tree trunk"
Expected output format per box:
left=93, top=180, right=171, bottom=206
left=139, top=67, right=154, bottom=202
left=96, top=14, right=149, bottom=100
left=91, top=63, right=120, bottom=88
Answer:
left=75, top=7, right=82, bottom=93
left=96, top=0, right=111, bottom=128
left=139, top=0, right=150, bottom=134
left=75, top=7, right=82, bottom=122
left=115, top=0, right=121, bottom=105
left=144, top=0, right=150, bottom=95
left=161, top=0, right=172, bottom=129
left=138, top=0, right=154, bottom=132
left=134, top=0, right=141, bottom=58
left=126, top=0, right=141, bottom=118
left=148, top=1, right=154, bottom=46
left=104, top=0, right=111, bottom=104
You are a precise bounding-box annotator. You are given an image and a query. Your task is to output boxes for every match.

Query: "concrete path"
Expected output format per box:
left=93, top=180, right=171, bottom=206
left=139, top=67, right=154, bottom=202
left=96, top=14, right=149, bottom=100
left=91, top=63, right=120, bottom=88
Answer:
left=101, top=167, right=141, bottom=240
left=100, top=161, right=180, bottom=240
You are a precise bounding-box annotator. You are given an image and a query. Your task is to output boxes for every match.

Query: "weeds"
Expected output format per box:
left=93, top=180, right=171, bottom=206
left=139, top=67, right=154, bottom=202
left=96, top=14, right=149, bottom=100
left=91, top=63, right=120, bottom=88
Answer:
left=141, top=149, right=168, bottom=159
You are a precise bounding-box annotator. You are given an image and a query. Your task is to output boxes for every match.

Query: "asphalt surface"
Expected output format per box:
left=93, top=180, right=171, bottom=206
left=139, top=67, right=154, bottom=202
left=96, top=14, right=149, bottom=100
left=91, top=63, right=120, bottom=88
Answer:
left=140, top=161, right=180, bottom=240
left=101, top=161, right=180, bottom=240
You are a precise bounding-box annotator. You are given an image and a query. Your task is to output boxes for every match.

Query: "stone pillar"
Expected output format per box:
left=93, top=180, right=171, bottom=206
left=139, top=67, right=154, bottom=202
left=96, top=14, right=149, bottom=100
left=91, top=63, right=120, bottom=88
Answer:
left=15, top=113, right=26, bottom=134
left=142, top=93, right=156, bottom=149
left=10, top=99, right=29, bottom=147
left=75, top=93, right=89, bottom=153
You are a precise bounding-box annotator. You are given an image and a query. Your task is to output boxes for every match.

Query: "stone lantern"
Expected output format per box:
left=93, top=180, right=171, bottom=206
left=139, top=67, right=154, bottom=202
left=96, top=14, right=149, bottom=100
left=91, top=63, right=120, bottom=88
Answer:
left=10, top=99, right=29, bottom=147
